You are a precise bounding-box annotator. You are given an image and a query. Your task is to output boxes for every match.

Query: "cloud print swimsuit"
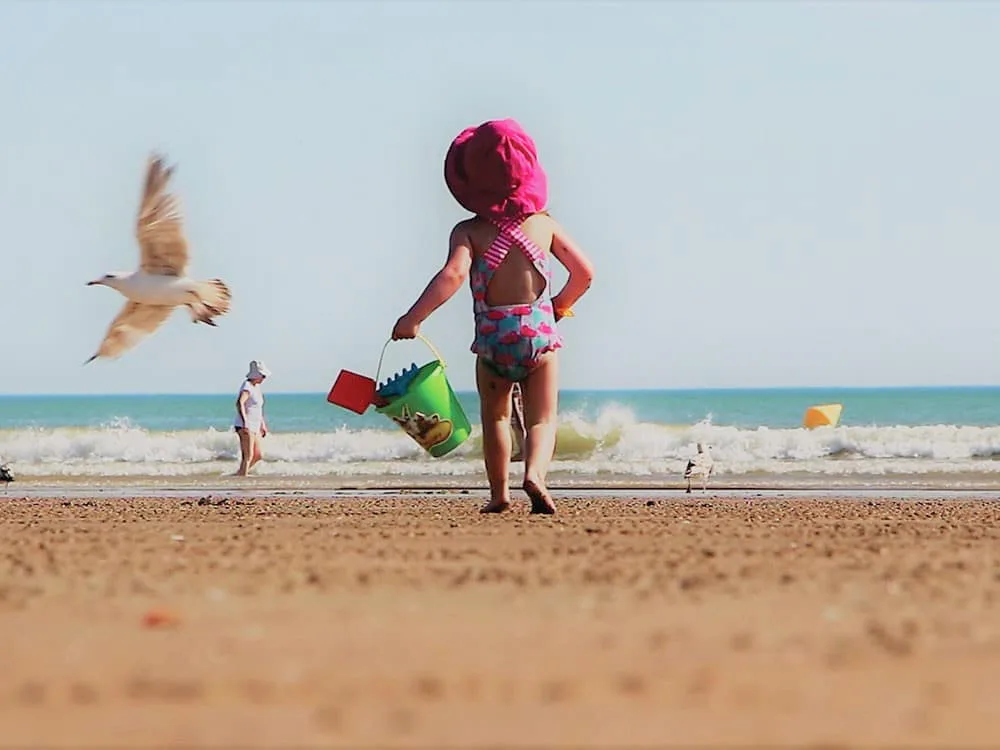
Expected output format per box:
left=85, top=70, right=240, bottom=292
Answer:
left=470, top=215, right=564, bottom=382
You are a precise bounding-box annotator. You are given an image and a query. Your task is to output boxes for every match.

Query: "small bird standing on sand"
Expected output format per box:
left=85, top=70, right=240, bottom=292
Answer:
left=85, top=154, right=232, bottom=364
left=0, top=463, right=14, bottom=492
left=684, top=443, right=714, bottom=493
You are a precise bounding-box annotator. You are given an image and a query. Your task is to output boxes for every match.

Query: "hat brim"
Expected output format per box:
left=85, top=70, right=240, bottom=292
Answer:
left=444, top=120, right=548, bottom=219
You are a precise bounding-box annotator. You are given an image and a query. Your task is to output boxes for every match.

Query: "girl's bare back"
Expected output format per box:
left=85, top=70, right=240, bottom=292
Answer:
left=462, top=213, right=555, bottom=307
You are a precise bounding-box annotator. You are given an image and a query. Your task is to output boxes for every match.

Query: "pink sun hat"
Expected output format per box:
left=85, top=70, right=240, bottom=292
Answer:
left=444, top=118, right=548, bottom=219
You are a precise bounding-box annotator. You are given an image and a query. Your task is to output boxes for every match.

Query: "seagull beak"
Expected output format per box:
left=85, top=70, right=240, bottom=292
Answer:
left=86, top=279, right=101, bottom=286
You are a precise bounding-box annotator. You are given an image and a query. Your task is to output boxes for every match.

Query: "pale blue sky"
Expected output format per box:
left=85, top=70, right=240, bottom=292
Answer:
left=2, top=0, right=999, bottom=395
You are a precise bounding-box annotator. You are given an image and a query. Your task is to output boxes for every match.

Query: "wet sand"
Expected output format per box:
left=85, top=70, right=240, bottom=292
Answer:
left=2, top=493, right=1000, bottom=747
left=13, top=470, right=1000, bottom=493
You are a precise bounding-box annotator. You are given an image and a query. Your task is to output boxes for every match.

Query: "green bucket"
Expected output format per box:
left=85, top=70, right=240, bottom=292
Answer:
left=374, top=336, right=472, bottom=458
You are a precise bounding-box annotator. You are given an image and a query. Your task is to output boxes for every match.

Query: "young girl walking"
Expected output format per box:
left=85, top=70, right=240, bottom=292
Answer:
left=392, top=119, right=594, bottom=514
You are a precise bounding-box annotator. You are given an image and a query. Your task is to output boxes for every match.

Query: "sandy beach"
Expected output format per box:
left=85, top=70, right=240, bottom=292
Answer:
left=2, top=491, right=1000, bottom=747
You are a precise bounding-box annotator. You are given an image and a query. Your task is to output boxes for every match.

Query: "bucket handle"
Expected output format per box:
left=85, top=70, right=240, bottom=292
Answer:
left=374, top=334, right=447, bottom=386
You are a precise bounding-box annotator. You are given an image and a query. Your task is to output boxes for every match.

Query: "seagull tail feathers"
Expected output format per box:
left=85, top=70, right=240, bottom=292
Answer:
left=188, top=278, right=232, bottom=325
left=195, top=279, right=231, bottom=314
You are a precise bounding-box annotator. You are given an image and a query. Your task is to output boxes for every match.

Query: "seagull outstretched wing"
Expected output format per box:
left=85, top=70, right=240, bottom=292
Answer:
left=136, top=154, right=190, bottom=277
left=86, top=301, right=174, bottom=363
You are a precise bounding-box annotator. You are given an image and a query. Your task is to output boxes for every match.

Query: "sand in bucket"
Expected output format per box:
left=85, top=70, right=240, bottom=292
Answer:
left=374, top=336, right=471, bottom=458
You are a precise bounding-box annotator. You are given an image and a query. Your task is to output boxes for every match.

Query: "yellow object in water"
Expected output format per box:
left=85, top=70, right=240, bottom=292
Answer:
left=803, top=403, right=843, bottom=429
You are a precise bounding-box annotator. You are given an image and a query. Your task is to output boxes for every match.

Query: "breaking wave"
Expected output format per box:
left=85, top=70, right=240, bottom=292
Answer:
left=4, top=406, right=1000, bottom=478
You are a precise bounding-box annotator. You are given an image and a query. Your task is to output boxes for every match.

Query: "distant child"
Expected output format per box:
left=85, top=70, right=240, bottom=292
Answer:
left=392, top=119, right=594, bottom=514
left=510, top=383, right=526, bottom=462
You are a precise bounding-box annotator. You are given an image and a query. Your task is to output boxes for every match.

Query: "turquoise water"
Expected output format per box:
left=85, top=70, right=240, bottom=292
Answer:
left=2, top=387, right=1000, bottom=483
left=4, top=387, right=1000, bottom=432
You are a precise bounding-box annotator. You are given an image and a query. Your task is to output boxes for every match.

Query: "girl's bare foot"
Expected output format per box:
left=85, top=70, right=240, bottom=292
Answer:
left=480, top=497, right=511, bottom=514
left=523, top=477, right=556, bottom=514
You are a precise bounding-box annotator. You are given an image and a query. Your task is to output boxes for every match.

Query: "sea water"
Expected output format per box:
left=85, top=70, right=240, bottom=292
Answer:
left=3, top=388, right=1000, bottom=487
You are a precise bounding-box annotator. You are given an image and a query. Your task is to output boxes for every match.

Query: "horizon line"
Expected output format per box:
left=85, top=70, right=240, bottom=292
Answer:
left=3, top=384, right=1000, bottom=398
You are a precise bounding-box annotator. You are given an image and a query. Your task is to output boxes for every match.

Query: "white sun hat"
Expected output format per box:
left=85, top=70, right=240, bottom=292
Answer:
left=246, top=360, right=271, bottom=380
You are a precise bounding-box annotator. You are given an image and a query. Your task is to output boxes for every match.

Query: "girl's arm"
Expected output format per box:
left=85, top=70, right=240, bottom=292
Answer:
left=548, top=221, right=595, bottom=318
left=392, top=223, right=474, bottom=339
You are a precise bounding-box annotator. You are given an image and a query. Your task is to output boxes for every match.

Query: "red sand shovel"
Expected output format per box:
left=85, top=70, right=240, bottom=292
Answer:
left=327, top=369, right=377, bottom=415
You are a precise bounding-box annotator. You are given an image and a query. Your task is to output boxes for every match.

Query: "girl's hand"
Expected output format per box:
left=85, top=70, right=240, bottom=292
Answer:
left=392, top=314, right=421, bottom=340
left=549, top=221, right=595, bottom=314
left=261, top=425, right=268, bottom=437
left=551, top=295, right=575, bottom=322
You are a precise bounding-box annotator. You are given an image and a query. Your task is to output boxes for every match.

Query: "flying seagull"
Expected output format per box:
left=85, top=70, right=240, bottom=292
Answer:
left=85, top=154, right=231, bottom=364
left=684, top=443, right=714, bottom=493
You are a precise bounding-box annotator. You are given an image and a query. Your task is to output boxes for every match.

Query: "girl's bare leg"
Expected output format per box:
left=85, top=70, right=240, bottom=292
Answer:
left=476, top=358, right=515, bottom=513
left=520, top=352, right=559, bottom=514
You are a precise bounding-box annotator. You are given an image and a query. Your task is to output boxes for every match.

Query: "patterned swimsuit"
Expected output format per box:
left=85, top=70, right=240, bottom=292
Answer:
left=469, top=214, right=564, bottom=382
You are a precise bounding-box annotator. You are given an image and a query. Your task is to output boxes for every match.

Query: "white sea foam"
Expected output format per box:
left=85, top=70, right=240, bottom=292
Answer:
left=3, top=406, right=1000, bottom=478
